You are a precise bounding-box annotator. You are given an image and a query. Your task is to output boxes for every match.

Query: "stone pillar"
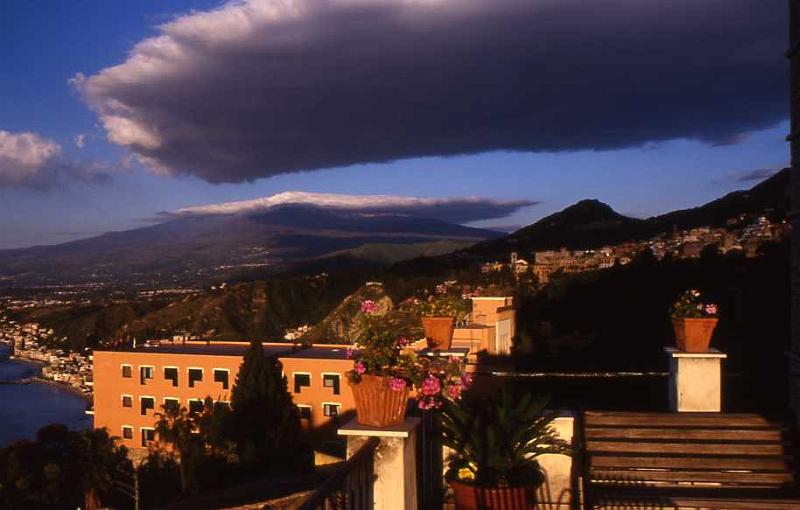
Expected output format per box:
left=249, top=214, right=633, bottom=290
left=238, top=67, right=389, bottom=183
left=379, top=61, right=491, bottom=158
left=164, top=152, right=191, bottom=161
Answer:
left=338, top=417, right=420, bottom=510
left=665, top=347, right=727, bottom=412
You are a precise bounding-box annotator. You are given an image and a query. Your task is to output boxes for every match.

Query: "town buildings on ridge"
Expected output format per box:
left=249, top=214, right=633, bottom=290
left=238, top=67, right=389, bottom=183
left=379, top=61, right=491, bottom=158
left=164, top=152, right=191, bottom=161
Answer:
left=482, top=214, right=788, bottom=284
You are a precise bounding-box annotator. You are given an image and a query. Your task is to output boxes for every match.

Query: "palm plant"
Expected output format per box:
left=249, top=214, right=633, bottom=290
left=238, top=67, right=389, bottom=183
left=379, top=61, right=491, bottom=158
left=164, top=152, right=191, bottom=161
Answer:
left=441, top=388, right=570, bottom=488
left=154, top=404, right=201, bottom=493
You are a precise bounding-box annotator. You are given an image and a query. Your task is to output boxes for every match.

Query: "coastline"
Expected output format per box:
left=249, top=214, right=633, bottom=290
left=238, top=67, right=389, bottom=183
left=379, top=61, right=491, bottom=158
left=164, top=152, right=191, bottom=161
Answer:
left=30, top=375, right=92, bottom=403
left=0, top=350, right=92, bottom=403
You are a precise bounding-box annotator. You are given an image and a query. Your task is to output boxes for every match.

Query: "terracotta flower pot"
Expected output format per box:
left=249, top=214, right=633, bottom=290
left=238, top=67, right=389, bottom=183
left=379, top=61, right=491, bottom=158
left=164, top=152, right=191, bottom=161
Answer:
left=450, top=479, right=537, bottom=510
left=672, top=317, right=718, bottom=353
left=349, top=374, right=409, bottom=427
left=423, top=316, right=455, bottom=350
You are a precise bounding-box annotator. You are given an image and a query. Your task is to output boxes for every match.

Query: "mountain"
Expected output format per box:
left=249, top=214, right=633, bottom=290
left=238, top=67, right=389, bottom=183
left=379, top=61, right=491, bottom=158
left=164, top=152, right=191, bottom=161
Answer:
left=466, top=168, right=789, bottom=258
left=0, top=205, right=499, bottom=287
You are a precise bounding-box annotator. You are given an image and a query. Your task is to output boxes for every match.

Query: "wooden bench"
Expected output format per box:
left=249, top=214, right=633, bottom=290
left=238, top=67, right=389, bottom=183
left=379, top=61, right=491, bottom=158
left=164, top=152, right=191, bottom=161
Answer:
left=581, top=411, right=800, bottom=509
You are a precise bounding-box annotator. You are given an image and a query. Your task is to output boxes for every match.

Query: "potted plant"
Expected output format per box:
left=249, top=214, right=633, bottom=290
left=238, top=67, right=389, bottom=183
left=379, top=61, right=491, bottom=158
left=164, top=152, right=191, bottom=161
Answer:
left=670, top=289, right=719, bottom=352
left=417, top=284, right=472, bottom=350
left=347, top=300, right=469, bottom=427
left=442, top=389, right=569, bottom=510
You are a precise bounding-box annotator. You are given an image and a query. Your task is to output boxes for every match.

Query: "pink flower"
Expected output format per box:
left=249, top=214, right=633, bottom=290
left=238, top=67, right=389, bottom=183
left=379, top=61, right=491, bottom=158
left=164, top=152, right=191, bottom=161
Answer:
left=397, top=337, right=410, bottom=347
left=389, top=377, right=407, bottom=392
left=421, top=375, right=441, bottom=396
left=705, top=304, right=718, bottom=315
left=418, top=396, right=443, bottom=410
left=354, top=361, right=366, bottom=375
left=346, top=348, right=357, bottom=359
left=461, top=373, right=473, bottom=388
left=360, top=300, right=378, bottom=314
left=435, top=284, right=447, bottom=295
left=446, top=383, right=462, bottom=400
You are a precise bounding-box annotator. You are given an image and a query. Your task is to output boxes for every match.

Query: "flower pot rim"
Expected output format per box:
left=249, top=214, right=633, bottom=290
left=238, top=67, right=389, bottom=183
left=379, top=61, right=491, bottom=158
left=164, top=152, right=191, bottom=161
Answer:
left=445, top=469, right=545, bottom=490
left=447, top=477, right=543, bottom=491
left=348, top=373, right=407, bottom=384
left=422, top=315, right=456, bottom=319
left=671, top=316, right=719, bottom=321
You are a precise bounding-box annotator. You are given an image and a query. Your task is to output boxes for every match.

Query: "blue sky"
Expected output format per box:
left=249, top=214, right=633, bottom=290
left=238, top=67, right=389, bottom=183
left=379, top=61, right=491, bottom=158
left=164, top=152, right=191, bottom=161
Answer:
left=0, top=0, right=790, bottom=249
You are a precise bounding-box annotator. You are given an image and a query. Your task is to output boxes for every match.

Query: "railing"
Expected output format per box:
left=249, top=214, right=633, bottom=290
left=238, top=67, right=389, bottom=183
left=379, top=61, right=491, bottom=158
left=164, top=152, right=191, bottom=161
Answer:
left=298, top=436, right=380, bottom=510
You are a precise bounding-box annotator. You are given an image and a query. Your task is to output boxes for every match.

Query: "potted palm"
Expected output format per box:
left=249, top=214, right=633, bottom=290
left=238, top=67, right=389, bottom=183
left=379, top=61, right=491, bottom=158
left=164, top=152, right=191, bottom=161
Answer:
left=442, top=389, right=569, bottom=510
left=670, top=289, right=719, bottom=352
left=347, top=300, right=468, bottom=427
left=417, top=284, right=472, bottom=350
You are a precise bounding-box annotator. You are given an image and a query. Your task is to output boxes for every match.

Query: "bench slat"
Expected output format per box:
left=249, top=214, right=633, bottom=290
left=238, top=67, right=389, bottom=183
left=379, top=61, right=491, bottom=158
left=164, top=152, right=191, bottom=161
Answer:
left=589, top=455, right=790, bottom=472
left=592, top=496, right=800, bottom=510
left=586, top=428, right=782, bottom=442
left=591, top=469, right=794, bottom=485
left=586, top=413, right=776, bottom=428
left=586, top=441, right=784, bottom=456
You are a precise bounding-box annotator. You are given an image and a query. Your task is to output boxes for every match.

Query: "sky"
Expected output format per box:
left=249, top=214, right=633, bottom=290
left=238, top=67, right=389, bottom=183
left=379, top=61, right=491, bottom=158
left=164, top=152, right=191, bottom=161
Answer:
left=0, top=0, right=791, bottom=249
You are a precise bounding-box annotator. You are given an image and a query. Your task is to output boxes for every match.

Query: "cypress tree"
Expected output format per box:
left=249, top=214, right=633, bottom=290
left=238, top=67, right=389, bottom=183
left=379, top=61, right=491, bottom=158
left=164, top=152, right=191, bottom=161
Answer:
left=230, top=339, right=301, bottom=472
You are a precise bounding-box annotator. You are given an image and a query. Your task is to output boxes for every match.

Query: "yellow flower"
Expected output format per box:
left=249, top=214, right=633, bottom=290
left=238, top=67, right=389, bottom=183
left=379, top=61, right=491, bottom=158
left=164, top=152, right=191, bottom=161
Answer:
left=401, top=348, right=417, bottom=358
left=458, top=468, right=475, bottom=481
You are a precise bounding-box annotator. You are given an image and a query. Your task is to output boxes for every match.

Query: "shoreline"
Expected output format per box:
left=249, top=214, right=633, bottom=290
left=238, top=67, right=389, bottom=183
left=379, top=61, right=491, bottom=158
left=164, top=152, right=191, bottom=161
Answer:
left=0, top=354, right=92, bottom=403
left=30, top=376, right=92, bottom=403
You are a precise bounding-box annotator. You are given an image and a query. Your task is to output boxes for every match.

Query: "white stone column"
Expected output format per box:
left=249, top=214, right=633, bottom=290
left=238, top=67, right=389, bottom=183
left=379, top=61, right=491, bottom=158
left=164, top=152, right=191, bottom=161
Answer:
left=338, top=417, right=420, bottom=510
left=664, top=347, right=727, bottom=412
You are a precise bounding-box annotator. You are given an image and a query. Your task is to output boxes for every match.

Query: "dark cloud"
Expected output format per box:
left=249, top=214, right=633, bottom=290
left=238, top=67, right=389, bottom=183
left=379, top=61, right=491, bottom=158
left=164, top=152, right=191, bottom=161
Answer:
left=158, top=191, right=538, bottom=224
left=77, top=0, right=788, bottom=184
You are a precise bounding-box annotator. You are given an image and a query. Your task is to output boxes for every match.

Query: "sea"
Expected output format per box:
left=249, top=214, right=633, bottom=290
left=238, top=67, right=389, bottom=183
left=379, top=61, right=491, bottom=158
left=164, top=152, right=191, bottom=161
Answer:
left=0, top=345, right=92, bottom=447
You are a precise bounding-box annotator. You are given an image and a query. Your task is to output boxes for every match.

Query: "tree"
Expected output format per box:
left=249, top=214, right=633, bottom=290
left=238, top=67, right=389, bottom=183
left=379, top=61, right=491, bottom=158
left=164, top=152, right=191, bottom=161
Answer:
left=0, top=425, right=131, bottom=510
left=230, top=339, right=302, bottom=472
left=154, top=404, right=201, bottom=493
left=195, top=396, right=235, bottom=457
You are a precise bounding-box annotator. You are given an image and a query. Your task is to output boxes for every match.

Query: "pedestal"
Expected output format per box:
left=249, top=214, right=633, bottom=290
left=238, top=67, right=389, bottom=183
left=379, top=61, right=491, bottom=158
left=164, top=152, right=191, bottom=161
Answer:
left=664, top=347, right=727, bottom=412
left=338, top=417, right=420, bottom=510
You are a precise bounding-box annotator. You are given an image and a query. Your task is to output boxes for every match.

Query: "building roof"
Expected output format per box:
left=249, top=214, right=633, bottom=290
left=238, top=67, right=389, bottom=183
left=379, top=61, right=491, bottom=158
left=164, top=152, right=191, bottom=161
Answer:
left=281, top=345, right=350, bottom=360
left=98, top=341, right=350, bottom=360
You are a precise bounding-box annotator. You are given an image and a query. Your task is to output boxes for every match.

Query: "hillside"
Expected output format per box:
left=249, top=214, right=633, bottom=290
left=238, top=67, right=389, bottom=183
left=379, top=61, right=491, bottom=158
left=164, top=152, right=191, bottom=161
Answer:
left=0, top=205, right=499, bottom=287
left=511, top=241, right=789, bottom=415
left=319, top=240, right=477, bottom=265
left=301, top=283, right=423, bottom=344
left=11, top=275, right=363, bottom=349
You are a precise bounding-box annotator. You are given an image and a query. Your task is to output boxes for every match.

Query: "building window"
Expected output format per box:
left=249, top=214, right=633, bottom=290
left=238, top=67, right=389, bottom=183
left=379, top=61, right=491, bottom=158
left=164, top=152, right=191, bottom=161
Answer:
left=188, top=368, right=203, bottom=388
left=141, top=396, right=155, bottom=416
left=323, top=403, right=340, bottom=417
left=188, top=399, right=204, bottom=415
left=122, top=395, right=133, bottom=408
left=213, top=369, right=229, bottom=390
left=122, top=426, right=133, bottom=440
left=164, top=367, right=179, bottom=387
left=121, top=365, right=132, bottom=378
left=294, top=373, right=311, bottom=393
left=141, top=428, right=155, bottom=447
left=164, top=398, right=180, bottom=413
left=140, top=366, right=154, bottom=385
left=323, top=374, right=340, bottom=395
left=298, top=405, right=312, bottom=420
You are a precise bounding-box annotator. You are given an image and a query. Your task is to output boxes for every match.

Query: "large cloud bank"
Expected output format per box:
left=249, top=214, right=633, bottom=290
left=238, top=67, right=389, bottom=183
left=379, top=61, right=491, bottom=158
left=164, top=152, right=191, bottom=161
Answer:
left=166, top=191, right=537, bottom=224
left=0, top=130, right=110, bottom=188
left=77, top=0, right=787, bottom=183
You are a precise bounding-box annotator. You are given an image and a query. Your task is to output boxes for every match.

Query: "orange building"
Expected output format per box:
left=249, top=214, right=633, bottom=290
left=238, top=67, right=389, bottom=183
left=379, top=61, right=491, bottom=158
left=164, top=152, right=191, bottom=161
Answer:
left=452, top=297, right=515, bottom=355
left=93, top=341, right=354, bottom=451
